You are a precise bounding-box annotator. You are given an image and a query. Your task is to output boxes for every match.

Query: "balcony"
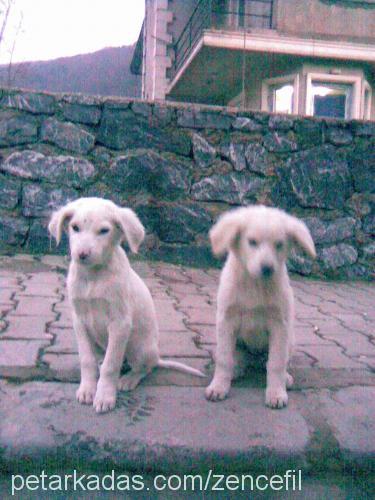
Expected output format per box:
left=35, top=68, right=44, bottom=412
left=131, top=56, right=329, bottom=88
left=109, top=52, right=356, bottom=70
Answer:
left=171, top=0, right=274, bottom=80
left=166, top=0, right=375, bottom=110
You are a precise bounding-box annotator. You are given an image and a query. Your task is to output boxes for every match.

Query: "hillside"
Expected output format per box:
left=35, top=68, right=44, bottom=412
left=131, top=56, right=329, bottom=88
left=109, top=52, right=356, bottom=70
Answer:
left=0, top=45, right=141, bottom=97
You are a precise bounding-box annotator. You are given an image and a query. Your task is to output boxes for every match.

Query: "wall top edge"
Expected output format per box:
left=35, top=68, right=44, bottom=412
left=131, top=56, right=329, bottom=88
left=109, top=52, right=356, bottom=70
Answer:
left=0, top=86, right=374, bottom=125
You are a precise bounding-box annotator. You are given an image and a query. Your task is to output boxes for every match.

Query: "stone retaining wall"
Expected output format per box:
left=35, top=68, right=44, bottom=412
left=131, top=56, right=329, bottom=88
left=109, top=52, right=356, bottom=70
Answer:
left=0, top=88, right=374, bottom=279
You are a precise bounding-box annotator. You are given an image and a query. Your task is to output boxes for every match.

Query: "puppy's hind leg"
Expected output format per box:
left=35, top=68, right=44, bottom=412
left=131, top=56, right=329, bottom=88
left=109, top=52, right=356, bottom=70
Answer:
left=286, top=372, right=294, bottom=389
left=118, top=369, right=150, bottom=392
left=232, top=344, right=251, bottom=381
left=118, top=347, right=158, bottom=392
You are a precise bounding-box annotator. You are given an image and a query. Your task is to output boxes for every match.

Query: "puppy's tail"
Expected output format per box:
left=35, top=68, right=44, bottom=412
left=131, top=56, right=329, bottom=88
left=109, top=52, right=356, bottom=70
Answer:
left=157, top=359, right=206, bottom=378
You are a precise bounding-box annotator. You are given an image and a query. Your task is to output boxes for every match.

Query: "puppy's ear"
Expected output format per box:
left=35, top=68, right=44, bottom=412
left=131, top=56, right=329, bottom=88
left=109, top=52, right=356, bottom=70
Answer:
left=114, top=208, right=145, bottom=253
left=285, top=215, right=316, bottom=259
left=48, top=203, right=76, bottom=245
left=210, top=211, right=242, bottom=256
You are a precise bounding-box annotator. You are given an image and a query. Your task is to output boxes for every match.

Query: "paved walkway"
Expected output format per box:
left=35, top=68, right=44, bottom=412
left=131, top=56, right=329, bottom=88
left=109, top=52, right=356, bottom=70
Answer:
left=0, top=255, right=374, bottom=486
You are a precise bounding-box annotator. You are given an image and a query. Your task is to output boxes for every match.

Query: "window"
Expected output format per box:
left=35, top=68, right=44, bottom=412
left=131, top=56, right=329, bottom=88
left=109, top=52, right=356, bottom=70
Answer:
left=269, top=83, right=294, bottom=114
left=306, top=73, right=362, bottom=119
left=262, top=74, right=299, bottom=114
left=362, top=81, right=372, bottom=120
left=310, top=82, right=353, bottom=119
left=227, top=0, right=274, bottom=29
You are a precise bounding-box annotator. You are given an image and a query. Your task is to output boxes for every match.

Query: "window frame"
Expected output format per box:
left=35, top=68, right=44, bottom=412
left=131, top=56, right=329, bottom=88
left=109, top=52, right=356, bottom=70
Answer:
left=261, top=73, right=300, bottom=114
left=305, top=72, right=362, bottom=119
left=362, top=80, right=372, bottom=120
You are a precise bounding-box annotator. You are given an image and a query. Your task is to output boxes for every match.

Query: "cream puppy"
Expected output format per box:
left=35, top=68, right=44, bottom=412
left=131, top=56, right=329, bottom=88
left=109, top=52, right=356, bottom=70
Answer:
left=205, top=205, right=316, bottom=409
left=49, top=197, right=204, bottom=413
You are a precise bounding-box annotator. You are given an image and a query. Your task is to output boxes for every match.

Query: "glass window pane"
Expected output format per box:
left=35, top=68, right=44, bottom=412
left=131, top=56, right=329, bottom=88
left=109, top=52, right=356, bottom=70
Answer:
left=269, top=83, right=294, bottom=114
left=311, top=82, right=352, bottom=119
left=364, top=88, right=371, bottom=119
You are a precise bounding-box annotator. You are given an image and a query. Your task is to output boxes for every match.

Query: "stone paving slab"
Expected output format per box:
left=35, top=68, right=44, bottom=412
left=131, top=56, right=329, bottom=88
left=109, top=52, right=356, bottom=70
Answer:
left=50, top=308, right=72, bottom=329
left=1, top=315, right=53, bottom=341
left=8, top=295, right=57, bottom=318
left=0, top=340, right=50, bottom=378
left=159, top=330, right=209, bottom=357
left=318, top=386, right=375, bottom=461
left=0, top=381, right=374, bottom=475
left=44, top=327, right=77, bottom=354
left=0, top=288, right=17, bottom=303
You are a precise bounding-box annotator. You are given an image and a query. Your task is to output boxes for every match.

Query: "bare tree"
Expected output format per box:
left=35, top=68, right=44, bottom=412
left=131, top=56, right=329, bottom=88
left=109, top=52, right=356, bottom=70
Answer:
left=0, top=0, right=25, bottom=86
left=6, top=8, right=23, bottom=86
left=0, top=0, right=13, bottom=47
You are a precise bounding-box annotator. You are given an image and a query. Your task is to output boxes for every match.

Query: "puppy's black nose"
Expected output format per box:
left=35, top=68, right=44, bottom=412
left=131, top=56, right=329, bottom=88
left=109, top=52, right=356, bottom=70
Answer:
left=79, top=251, right=89, bottom=261
left=261, top=264, right=274, bottom=278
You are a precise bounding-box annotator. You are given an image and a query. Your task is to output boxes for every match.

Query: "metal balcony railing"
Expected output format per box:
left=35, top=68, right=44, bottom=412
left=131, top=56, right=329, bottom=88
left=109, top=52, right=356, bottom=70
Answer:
left=171, top=0, right=274, bottom=79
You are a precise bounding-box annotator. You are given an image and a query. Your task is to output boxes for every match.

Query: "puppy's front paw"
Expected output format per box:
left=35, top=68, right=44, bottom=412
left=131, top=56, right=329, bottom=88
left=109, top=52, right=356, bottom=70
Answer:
left=205, top=380, right=230, bottom=402
left=76, top=382, right=97, bottom=405
left=265, top=387, right=288, bottom=409
left=93, top=388, right=117, bottom=413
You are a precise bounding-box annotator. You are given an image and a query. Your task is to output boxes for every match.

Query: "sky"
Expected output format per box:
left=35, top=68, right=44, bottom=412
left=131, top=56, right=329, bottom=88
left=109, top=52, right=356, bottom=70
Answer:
left=0, top=0, right=145, bottom=65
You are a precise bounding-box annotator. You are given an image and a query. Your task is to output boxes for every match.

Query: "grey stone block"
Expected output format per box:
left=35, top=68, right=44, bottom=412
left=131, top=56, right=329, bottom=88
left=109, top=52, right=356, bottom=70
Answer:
left=1, top=150, right=96, bottom=187
left=348, top=140, right=375, bottom=193
left=0, top=215, right=29, bottom=246
left=192, top=133, right=216, bottom=168
left=41, top=118, right=95, bottom=154
left=362, top=241, right=375, bottom=258
left=105, top=150, right=191, bottom=199
left=61, top=102, right=101, bottom=125
left=177, top=108, right=232, bottom=130
left=192, top=172, right=266, bottom=205
left=221, top=141, right=247, bottom=171
left=1, top=91, right=55, bottom=114
left=139, top=204, right=212, bottom=244
left=326, top=125, right=353, bottom=145
left=288, top=250, right=314, bottom=276
left=98, top=108, right=191, bottom=155
left=0, top=174, right=21, bottom=209
left=263, top=132, right=297, bottom=152
left=319, top=243, right=358, bottom=270
left=303, top=216, right=356, bottom=244
left=245, top=143, right=270, bottom=175
left=0, top=111, right=38, bottom=146
left=131, top=101, right=152, bottom=117
left=22, top=183, right=78, bottom=217
left=294, top=119, right=323, bottom=148
left=363, top=213, right=375, bottom=235
left=232, top=116, right=263, bottom=132
left=152, top=104, right=174, bottom=126
left=269, top=114, right=294, bottom=131
left=279, top=145, right=352, bottom=209
left=351, top=120, right=375, bottom=137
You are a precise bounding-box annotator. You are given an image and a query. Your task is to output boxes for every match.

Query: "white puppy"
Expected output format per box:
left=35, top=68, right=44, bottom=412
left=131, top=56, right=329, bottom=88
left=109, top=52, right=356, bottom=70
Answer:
left=49, top=197, right=205, bottom=413
left=205, top=205, right=316, bottom=409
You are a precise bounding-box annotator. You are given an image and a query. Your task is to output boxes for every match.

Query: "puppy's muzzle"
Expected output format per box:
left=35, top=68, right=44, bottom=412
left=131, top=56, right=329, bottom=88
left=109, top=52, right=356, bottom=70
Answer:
left=78, top=250, right=90, bottom=263
left=261, top=264, right=274, bottom=279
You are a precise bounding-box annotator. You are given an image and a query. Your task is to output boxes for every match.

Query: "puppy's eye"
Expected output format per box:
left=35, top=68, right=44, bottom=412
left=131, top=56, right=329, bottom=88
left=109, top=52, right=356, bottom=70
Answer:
left=275, top=240, right=284, bottom=251
left=72, top=224, right=80, bottom=233
left=98, top=227, right=110, bottom=235
left=248, top=239, right=258, bottom=247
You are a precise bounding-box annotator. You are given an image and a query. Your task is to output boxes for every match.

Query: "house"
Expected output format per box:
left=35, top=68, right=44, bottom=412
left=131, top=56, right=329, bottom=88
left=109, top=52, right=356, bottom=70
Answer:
left=131, top=0, right=375, bottom=120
